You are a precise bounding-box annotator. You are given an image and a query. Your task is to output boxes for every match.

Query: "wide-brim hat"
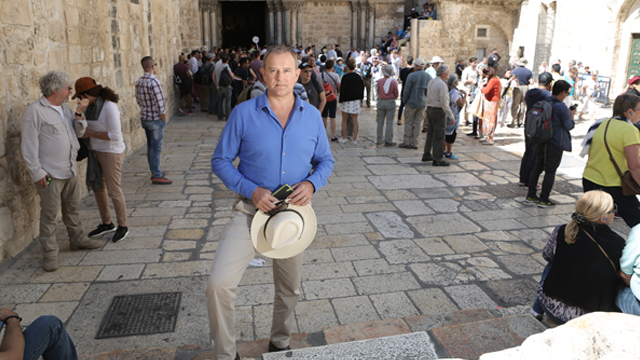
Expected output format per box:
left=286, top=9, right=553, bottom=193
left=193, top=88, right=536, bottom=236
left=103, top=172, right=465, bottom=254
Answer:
left=430, top=56, right=444, bottom=64
left=516, top=57, right=528, bottom=66
left=72, top=77, right=98, bottom=99
left=251, top=203, right=317, bottom=259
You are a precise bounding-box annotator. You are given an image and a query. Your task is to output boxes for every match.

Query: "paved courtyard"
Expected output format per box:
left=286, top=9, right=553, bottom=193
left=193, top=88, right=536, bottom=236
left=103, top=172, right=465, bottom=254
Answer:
left=0, top=101, right=624, bottom=356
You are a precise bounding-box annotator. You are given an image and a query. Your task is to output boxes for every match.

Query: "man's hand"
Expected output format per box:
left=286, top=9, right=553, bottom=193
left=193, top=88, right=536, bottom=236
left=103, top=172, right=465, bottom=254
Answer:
left=620, top=271, right=632, bottom=287
left=252, top=187, right=278, bottom=213
left=76, top=97, right=90, bottom=113
left=569, top=108, right=577, bottom=119
left=0, top=308, right=18, bottom=322
left=448, top=118, right=455, bottom=125
left=288, top=181, right=314, bottom=206
left=36, top=174, right=49, bottom=188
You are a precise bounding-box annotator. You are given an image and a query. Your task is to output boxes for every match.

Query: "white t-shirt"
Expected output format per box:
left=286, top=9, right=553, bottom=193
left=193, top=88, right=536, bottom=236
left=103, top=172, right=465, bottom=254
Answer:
left=51, top=105, right=65, bottom=121
left=84, top=101, right=126, bottom=154
left=461, top=66, right=478, bottom=90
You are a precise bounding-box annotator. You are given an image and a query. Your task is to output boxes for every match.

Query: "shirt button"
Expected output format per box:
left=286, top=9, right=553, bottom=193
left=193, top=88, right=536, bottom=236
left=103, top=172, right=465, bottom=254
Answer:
left=283, top=153, right=285, bottom=155
left=282, top=171, right=285, bottom=174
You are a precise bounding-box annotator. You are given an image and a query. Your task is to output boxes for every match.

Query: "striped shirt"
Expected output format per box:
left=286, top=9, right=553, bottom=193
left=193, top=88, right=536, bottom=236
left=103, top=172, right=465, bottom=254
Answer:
left=135, top=73, right=166, bottom=121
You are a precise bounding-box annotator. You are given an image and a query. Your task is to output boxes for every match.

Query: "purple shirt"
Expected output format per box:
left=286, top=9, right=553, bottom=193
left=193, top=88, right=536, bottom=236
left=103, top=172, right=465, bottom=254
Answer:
left=250, top=59, right=263, bottom=82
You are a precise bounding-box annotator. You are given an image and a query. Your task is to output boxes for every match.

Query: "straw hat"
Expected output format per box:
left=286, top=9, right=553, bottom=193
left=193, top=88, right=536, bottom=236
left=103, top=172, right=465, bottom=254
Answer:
left=251, top=203, right=317, bottom=259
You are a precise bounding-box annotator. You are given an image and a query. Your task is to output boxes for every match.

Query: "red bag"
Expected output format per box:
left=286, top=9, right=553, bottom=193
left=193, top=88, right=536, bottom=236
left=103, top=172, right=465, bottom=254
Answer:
left=322, top=73, right=337, bottom=102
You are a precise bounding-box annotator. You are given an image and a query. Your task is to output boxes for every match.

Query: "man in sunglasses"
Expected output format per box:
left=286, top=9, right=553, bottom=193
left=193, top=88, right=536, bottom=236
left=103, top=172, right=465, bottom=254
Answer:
left=209, top=45, right=334, bottom=360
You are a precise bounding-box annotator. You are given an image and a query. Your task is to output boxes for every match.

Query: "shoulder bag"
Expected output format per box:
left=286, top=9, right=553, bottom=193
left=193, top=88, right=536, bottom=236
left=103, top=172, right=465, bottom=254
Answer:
left=603, top=118, right=640, bottom=196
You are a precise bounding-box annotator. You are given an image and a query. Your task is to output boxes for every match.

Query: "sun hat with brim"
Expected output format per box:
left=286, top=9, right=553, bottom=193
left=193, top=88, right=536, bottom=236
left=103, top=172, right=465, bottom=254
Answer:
left=73, top=77, right=98, bottom=99
left=251, top=202, right=317, bottom=259
left=516, top=57, right=528, bottom=66
left=629, top=76, right=640, bottom=85
left=430, top=56, right=444, bottom=64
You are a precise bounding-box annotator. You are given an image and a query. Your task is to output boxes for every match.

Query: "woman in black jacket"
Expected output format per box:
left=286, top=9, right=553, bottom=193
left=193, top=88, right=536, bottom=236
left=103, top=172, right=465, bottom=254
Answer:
left=338, top=59, right=364, bottom=145
left=530, top=190, right=625, bottom=324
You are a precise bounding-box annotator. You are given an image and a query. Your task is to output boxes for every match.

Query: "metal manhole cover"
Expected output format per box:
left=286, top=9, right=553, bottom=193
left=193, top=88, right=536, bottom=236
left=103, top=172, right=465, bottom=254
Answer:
left=96, top=292, right=182, bottom=339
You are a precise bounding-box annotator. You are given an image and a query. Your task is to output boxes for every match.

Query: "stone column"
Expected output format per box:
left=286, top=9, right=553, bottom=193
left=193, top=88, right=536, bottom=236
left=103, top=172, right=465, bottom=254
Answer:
left=201, top=6, right=210, bottom=48
left=276, top=3, right=283, bottom=44
left=267, top=2, right=276, bottom=45
left=284, top=8, right=290, bottom=46
left=350, top=2, right=359, bottom=49
left=368, top=5, right=375, bottom=50
left=359, top=4, right=366, bottom=50
left=296, top=4, right=302, bottom=45
left=209, top=7, right=216, bottom=48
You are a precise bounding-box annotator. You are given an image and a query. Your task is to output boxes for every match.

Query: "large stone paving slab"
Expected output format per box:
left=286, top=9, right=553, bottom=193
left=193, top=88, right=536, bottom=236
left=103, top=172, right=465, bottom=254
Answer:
left=365, top=212, right=415, bottom=238
left=262, top=332, right=439, bottom=360
left=407, top=214, right=481, bottom=237
left=368, top=175, right=446, bottom=190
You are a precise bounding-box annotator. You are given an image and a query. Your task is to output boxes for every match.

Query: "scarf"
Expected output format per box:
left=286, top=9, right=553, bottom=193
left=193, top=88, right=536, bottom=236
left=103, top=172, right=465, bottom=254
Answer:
left=84, top=96, right=105, bottom=121
left=382, top=77, right=392, bottom=94
left=579, top=116, right=630, bottom=157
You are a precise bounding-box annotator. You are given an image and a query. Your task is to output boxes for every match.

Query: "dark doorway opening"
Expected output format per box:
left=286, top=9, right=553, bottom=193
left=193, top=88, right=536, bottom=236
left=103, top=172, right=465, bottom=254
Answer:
left=221, top=1, right=266, bottom=49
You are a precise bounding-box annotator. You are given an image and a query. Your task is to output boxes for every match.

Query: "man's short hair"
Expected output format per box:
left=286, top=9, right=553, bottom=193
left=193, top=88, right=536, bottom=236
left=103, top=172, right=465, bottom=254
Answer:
left=538, top=72, right=553, bottom=86
left=552, top=79, right=571, bottom=96
left=326, top=59, right=335, bottom=69
left=346, top=59, right=356, bottom=71
left=469, top=57, right=477, bottom=63
left=262, top=44, right=298, bottom=69
left=220, top=53, right=229, bottom=63
left=551, top=64, right=561, bottom=73
left=436, top=64, right=449, bottom=77
left=141, top=56, right=154, bottom=71
left=39, top=71, right=73, bottom=97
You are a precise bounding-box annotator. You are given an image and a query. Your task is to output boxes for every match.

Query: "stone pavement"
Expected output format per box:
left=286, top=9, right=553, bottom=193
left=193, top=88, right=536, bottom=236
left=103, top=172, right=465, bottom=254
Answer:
left=0, top=100, right=623, bottom=358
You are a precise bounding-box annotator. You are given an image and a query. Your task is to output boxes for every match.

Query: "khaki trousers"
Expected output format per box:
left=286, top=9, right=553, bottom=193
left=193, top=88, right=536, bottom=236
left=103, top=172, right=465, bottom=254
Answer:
left=37, top=177, right=85, bottom=259
left=403, top=105, right=426, bottom=147
left=94, top=151, right=127, bottom=226
left=205, top=198, right=303, bottom=360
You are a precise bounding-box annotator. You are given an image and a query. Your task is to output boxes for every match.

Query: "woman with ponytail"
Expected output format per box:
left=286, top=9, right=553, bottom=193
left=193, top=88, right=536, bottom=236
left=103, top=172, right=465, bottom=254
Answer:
left=530, top=190, right=625, bottom=324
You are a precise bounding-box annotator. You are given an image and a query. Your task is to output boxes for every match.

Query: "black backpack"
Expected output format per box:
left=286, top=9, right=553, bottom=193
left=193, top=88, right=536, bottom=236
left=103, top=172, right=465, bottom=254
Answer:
left=219, top=66, right=233, bottom=87
left=525, top=100, right=554, bottom=144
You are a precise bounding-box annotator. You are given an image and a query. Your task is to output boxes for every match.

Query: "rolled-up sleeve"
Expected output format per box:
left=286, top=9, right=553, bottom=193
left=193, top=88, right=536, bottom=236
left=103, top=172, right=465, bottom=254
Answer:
left=21, top=107, right=46, bottom=182
left=104, top=103, right=123, bottom=142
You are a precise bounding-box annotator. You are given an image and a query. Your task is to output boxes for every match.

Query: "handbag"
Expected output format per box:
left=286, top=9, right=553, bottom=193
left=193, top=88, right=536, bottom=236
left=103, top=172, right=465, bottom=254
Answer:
left=174, top=75, right=182, bottom=85
left=322, top=73, right=337, bottom=102
left=602, top=118, right=640, bottom=196
left=469, top=92, right=484, bottom=119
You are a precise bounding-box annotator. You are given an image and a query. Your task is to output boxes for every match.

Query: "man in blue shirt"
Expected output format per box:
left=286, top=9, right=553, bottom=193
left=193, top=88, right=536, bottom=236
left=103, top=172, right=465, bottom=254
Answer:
left=525, top=79, right=575, bottom=208
left=207, top=45, right=334, bottom=360
left=510, top=57, right=533, bottom=128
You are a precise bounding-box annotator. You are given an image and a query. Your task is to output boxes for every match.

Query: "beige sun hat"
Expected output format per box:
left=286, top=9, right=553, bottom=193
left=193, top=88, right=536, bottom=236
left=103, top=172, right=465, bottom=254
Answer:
left=250, top=203, right=317, bottom=259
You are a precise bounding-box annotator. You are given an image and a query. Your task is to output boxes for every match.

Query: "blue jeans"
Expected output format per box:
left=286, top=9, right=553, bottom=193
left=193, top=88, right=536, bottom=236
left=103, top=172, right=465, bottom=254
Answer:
left=218, top=86, right=232, bottom=120
left=209, top=83, right=218, bottom=115
left=616, top=285, right=640, bottom=315
left=23, top=316, right=78, bottom=360
left=140, top=119, right=165, bottom=178
left=532, top=262, right=566, bottom=325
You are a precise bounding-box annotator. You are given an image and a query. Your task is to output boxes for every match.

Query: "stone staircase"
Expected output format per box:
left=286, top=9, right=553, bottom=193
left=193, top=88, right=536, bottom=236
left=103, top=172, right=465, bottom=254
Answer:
left=80, top=308, right=547, bottom=360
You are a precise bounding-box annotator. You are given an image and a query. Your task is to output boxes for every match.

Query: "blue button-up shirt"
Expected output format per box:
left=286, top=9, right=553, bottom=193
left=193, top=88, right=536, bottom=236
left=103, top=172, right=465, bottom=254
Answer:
left=211, top=91, right=335, bottom=200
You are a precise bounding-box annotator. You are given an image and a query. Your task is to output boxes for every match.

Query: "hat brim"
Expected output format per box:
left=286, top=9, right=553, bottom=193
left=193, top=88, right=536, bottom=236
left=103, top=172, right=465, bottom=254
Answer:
left=251, top=204, right=317, bottom=259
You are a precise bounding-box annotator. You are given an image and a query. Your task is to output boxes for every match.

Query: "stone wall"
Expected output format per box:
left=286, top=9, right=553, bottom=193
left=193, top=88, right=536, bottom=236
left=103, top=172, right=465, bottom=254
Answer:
left=0, top=0, right=200, bottom=265
left=373, top=2, right=405, bottom=45
left=300, top=1, right=353, bottom=48
left=409, top=0, right=520, bottom=76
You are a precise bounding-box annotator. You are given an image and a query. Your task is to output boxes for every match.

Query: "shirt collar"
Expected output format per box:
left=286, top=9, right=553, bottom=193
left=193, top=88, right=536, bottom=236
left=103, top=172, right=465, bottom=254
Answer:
left=255, top=90, right=304, bottom=114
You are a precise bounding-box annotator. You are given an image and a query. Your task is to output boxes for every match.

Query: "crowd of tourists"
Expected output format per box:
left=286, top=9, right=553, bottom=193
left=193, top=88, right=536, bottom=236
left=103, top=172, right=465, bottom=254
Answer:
left=9, top=19, right=640, bottom=357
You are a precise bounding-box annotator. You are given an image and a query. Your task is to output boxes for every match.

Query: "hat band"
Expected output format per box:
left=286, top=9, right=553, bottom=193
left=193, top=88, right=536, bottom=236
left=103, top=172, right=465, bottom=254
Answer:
left=262, top=208, right=305, bottom=240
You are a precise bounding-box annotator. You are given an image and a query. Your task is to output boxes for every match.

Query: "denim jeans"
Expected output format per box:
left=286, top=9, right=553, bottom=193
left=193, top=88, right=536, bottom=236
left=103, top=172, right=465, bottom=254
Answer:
left=218, top=85, right=232, bottom=120
left=209, top=83, right=218, bottom=115
left=140, top=119, right=165, bottom=178
left=616, top=286, right=640, bottom=316
left=531, top=263, right=566, bottom=325
left=23, top=316, right=78, bottom=360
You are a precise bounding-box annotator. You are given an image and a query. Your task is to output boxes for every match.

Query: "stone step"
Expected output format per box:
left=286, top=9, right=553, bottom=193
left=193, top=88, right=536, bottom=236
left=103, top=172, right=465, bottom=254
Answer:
left=80, top=309, right=544, bottom=360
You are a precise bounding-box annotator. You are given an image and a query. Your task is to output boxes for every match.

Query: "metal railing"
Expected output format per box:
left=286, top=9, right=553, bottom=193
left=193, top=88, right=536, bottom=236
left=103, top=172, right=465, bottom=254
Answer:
left=575, top=75, right=612, bottom=107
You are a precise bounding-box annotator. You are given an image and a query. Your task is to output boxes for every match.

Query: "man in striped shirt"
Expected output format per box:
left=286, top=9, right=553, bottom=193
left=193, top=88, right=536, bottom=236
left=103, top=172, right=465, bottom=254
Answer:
left=135, top=56, right=172, bottom=185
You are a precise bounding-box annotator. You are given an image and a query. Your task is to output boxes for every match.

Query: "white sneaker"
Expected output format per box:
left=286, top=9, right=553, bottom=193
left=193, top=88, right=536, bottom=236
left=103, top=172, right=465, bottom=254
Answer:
left=338, top=138, right=347, bottom=144
left=353, top=141, right=358, bottom=146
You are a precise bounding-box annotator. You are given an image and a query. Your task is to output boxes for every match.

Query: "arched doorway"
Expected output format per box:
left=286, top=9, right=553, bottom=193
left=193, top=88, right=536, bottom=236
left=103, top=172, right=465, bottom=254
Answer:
left=221, top=1, right=267, bottom=48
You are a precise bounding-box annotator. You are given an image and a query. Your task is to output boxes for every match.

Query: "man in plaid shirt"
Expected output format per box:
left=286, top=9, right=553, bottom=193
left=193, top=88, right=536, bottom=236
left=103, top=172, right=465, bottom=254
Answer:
left=135, top=56, right=172, bottom=185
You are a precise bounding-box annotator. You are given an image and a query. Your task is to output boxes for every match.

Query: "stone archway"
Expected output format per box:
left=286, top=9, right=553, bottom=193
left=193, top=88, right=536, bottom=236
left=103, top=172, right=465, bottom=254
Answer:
left=611, top=0, right=640, bottom=94
left=459, top=19, right=510, bottom=75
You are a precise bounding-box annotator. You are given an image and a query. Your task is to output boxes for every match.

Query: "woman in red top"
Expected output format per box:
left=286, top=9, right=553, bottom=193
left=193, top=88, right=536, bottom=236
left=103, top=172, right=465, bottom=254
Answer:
left=480, top=67, right=501, bottom=145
